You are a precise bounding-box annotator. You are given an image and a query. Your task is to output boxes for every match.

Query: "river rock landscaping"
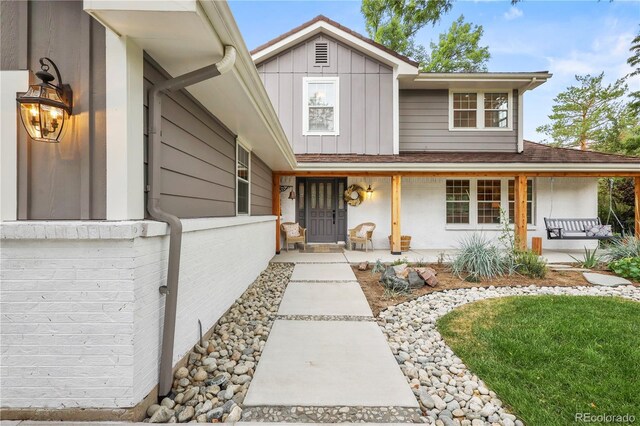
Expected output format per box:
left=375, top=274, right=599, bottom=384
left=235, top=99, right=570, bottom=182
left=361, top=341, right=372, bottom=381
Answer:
left=378, top=284, right=640, bottom=425
left=145, top=262, right=293, bottom=423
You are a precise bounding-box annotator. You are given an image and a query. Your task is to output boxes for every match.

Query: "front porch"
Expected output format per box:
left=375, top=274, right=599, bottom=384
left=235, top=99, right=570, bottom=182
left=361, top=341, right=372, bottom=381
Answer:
left=271, top=246, right=587, bottom=265
left=272, top=172, right=640, bottom=256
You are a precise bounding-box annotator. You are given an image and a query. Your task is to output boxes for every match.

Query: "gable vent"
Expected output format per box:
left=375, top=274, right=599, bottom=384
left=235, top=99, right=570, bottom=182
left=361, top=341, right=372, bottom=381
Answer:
left=315, top=43, right=328, bottom=65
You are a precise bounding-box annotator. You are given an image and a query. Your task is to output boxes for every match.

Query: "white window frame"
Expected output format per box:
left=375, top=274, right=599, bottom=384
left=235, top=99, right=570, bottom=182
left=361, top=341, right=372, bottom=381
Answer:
left=445, top=178, right=536, bottom=230
left=302, top=76, right=340, bottom=136
left=236, top=139, right=251, bottom=216
left=448, top=89, right=513, bottom=131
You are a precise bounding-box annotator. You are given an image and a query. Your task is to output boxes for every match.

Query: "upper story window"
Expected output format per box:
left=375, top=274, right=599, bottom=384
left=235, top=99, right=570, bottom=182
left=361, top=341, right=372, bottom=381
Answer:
left=237, top=143, right=250, bottom=215
left=449, top=90, right=513, bottom=131
left=303, top=77, right=339, bottom=136
left=452, top=93, right=477, bottom=128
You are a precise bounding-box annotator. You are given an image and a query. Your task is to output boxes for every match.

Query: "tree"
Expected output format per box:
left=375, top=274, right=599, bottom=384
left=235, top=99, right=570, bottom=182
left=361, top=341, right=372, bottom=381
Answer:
left=536, top=73, right=627, bottom=150
left=592, top=104, right=640, bottom=156
left=361, top=0, right=453, bottom=55
left=421, top=15, right=490, bottom=72
left=626, top=27, right=640, bottom=114
left=361, top=0, right=490, bottom=72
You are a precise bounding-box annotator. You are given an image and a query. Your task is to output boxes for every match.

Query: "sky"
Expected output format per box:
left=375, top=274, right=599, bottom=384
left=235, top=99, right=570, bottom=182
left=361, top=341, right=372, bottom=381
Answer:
left=229, top=0, right=640, bottom=142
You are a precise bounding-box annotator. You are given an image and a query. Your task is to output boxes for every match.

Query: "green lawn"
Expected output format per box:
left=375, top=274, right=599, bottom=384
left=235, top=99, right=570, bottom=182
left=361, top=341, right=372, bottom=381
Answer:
left=437, top=296, right=640, bottom=426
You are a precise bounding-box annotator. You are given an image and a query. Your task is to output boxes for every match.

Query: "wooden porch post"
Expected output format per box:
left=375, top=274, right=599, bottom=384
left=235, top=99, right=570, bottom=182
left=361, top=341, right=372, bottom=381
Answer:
left=391, top=175, right=402, bottom=254
left=272, top=173, right=281, bottom=254
left=514, top=175, right=528, bottom=251
left=635, top=177, right=640, bottom=238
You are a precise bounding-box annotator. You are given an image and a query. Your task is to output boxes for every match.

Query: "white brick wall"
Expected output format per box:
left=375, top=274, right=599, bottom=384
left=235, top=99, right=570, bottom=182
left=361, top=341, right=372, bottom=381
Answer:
left=0, top=217, right=276, bottom=409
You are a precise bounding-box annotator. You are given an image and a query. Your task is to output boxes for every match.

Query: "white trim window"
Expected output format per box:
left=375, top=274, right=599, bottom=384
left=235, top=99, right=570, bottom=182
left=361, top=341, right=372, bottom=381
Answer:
left=236, top=143, right=250, bottom=215
left=445, top=178, right=535, bottom=226
left=445, top=179, right=471, bottom=224
left=303, top=76, right=339, bottom=136
left=449, top=90, right=513, bottom=131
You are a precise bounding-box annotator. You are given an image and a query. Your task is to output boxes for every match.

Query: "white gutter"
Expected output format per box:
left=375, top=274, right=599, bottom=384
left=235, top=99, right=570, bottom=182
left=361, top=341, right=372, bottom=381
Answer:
left=201, top=0, right=297, bottom=170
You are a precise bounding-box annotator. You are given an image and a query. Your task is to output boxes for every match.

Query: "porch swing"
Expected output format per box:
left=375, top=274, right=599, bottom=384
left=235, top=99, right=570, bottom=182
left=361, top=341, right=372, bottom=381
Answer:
left=543, top=178, right=622, bottom=240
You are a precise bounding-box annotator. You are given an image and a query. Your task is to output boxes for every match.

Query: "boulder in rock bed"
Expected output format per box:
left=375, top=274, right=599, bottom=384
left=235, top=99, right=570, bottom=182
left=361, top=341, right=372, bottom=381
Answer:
left=407, top=270, right=425, bottom=288
left=416, top=267, right=438, bottom=287
left=380, top=266, right=396, bottom=283
left=358, top=261, right=369, bottom=271
left=393, top=263, right=409, bottom=277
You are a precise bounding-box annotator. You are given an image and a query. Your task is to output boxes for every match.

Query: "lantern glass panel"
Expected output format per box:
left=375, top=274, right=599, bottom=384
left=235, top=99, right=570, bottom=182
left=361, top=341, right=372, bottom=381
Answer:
left=18, top=84, right=68, bottom=143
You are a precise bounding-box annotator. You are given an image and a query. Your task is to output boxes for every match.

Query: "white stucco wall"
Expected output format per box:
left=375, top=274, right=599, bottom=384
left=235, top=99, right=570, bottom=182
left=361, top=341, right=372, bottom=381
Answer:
left=0, top=216, right=275, bottom=409
left=279, top=176, right=599, bottom=251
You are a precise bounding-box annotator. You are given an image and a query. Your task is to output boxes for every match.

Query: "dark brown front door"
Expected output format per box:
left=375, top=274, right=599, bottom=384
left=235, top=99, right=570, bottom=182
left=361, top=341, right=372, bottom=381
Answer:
left=295, top=178, right=347, bottom=244
left=307, top=179, right=336, bottom=243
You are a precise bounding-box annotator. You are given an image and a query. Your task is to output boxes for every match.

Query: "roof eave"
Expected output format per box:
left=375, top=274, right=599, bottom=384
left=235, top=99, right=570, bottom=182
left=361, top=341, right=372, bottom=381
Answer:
left=409, top=72, right=552, bottom=91
left=251, top=17, right=419, bottom=74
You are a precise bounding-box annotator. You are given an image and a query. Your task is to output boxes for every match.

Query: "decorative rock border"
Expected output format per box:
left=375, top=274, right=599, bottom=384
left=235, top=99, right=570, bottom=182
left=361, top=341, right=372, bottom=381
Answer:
left=289, top=280, right=360, bottom=283
left=378, top=284, right=639, bottom=426
left=242, top=405, right=423, bottom=423
left=275, top=314, right=375, bottom=322
left=145, top=263, right=294, bottom=423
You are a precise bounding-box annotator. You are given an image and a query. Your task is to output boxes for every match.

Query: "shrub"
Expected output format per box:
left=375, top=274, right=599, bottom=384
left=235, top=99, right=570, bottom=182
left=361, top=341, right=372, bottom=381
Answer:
left=391, top=256, right=409, bottom=266
left=515, top=250, right=548, bottom=279
left=608, top=257, right=640, bottom=281
left=414, top=257, right=428, bottom=267
left=381, top=275, right=411, bottom=296
left=607, top=236, right=640, bottom=261
left=570, top=248, right=603, bottom=269
left=372, top=259, right=385, bottom=274
left=451, top=233, right=505, bottom=281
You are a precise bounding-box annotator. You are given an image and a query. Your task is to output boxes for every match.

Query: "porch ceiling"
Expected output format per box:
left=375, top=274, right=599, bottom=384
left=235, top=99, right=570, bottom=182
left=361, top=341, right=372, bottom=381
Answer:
left=83, top=0, right=296, bottom=171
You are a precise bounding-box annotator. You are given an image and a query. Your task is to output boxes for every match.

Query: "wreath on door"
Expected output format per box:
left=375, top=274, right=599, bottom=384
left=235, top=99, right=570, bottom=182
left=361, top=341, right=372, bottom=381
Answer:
left=344, top=184, right=365, bottom=206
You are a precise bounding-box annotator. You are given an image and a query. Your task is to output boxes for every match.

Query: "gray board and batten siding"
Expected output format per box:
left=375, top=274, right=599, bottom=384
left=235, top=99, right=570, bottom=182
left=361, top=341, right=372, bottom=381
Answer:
left=251, top=155, right=273, bottom=215
left=2, top=0, right=107, bottom=220
left=399, top=89, right=519, bottom=152
left=143, top=56, right=273, bottom=219
left=256, top=34, right=394, bottom=155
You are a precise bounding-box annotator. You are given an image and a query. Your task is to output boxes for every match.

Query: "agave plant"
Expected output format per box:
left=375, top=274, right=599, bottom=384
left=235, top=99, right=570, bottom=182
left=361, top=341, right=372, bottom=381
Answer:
left=571, top=247, right=603, bottom=269
left=451, top=233, right=506, bottom=281
left=607, top=236, right=640, bottom=261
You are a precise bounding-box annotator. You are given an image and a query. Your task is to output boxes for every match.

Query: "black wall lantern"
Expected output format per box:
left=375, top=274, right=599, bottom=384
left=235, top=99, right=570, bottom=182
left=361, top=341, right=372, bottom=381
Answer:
left=16, top=57, right=73, bottom=143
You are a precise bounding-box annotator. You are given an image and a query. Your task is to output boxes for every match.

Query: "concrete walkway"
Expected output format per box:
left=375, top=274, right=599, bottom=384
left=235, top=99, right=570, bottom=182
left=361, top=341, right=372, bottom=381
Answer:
left=244, top=260, right=418, bottom=412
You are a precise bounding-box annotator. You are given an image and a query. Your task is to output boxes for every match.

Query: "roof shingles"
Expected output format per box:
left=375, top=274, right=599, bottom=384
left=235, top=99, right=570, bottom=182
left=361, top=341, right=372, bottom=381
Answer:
left=295, top=141, right=640, bottom=164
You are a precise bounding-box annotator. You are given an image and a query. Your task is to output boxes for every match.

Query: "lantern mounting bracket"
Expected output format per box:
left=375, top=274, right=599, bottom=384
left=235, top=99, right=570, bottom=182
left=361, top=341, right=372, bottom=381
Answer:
left=37, top=57, right=73, bottom=115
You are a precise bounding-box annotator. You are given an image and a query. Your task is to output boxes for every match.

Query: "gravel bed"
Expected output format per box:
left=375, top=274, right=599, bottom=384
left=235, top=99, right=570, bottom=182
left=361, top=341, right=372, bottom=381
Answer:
left=145, top=262, right=294, bottom=423
left=378, top=284, right=640, bottom=426
left=242, top=405, right=423, bottom=423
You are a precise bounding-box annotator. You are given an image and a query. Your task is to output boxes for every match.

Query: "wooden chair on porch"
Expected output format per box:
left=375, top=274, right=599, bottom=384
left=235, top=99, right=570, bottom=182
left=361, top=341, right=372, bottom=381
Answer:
left=349, top=222, right=376, bottom=252
left=280, top=222, right=306, bottom=252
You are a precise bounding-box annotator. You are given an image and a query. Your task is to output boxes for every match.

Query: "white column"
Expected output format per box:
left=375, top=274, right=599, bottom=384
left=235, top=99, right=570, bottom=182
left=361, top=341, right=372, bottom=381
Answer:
left=0, top=70, right=30, bottom=221
left=517, top=91, right=524, bottom=153
left=392, top=67, right=400, bottom=155
left=105, top=31, right=144, bottom=220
